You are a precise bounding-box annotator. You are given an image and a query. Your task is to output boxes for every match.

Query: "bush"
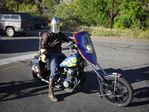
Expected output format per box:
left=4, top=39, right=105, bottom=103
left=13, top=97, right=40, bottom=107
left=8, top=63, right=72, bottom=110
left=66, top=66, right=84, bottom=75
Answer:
left=138, top=29, right=149, bottom=39
left=91, top=27, right=149, bottom=40
left=18, top=3, right=39, bottom=15
left=114, top=0, right=144, bottom=29
left=61, top=19, right=78, bottom=31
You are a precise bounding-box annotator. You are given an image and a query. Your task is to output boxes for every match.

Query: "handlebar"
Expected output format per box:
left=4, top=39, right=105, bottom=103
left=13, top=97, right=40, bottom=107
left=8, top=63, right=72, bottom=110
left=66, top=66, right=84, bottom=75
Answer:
left=62, top=41, right=78, bottom=51
left=62, top=47, right=70, bottom=50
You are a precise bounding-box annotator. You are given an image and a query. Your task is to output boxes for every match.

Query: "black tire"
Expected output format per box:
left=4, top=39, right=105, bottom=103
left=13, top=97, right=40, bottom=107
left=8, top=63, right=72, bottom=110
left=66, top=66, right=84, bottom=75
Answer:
left=6, top=27, right=15, bottom=37
left=100, top=76, right=133, bottom=107
left=21, top=32, right=26, bottom=36
left=32, top=71, right=41, bottom=80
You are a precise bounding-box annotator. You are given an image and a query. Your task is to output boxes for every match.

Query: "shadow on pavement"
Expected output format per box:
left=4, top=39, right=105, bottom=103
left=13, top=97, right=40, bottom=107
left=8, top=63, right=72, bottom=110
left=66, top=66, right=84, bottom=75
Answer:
left=75, top=66, right=149, bottom=106
left=0, top=79, right=48, bottom=102
left=0, top=38, right=39, bottom=53
left=0, top=66, right=148, bottom=106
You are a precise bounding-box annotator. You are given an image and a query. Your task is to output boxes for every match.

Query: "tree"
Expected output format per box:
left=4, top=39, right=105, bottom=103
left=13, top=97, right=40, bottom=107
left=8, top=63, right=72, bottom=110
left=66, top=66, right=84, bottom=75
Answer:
left=54, top=2, right=79, bottom=29
left=40, top=0, right=57, bottom=18
left=0, top=0, right=6, bottom=11
left=114, top=0, right=144, bottom=29
left=74, top=0, right=111, bottom=27
left=1, top=0, right=19, bottom=11
left=17, top=3, right=39, bottom=15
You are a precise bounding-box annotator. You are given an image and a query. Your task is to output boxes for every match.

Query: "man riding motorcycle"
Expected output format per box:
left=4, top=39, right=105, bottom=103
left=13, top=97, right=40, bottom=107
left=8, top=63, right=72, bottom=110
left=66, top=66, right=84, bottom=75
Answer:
left=40, top=17, right=72, bottom=102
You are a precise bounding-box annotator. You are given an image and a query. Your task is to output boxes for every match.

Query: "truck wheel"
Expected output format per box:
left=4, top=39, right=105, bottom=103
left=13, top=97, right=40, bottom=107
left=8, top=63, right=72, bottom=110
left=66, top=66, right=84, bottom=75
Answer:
left=6, top=27, right=15, bottom=37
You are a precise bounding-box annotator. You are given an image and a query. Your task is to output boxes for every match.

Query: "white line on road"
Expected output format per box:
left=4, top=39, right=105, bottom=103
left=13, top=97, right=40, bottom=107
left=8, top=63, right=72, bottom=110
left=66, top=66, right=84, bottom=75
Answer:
left=0, top=53, right=38, bottom=66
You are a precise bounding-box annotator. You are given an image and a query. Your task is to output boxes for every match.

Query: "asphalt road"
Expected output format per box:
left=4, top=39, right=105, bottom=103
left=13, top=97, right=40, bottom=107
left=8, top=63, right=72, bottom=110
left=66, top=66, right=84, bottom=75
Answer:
left=0, top=36, right=149, bottom=112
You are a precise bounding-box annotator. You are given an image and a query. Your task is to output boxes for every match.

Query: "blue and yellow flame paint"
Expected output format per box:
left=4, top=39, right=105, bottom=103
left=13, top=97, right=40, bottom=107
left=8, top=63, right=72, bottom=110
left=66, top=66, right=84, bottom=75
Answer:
left=60, top=54, right=77, bottom=67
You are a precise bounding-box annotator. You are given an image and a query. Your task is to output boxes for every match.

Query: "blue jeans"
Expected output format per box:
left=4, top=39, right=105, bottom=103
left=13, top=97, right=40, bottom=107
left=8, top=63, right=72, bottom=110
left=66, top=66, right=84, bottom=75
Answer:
left=46, top=52, right=66, bottom=80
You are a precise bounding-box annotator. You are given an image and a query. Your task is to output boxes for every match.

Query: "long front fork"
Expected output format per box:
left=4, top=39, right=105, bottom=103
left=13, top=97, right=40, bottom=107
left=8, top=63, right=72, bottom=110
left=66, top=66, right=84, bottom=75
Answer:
left=87, top=61, right=121, bottom=96
left=87, top=61, right=107, bottom=83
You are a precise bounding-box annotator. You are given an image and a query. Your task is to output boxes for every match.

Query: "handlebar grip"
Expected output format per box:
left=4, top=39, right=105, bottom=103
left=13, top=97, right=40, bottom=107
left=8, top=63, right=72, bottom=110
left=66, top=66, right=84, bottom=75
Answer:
left=62, top=47, right=70, bottom=50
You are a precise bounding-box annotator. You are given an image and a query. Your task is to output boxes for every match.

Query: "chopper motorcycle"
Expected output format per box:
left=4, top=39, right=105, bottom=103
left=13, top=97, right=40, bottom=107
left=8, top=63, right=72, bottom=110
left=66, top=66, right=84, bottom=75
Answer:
left=31, top=31, right=133, bottom=107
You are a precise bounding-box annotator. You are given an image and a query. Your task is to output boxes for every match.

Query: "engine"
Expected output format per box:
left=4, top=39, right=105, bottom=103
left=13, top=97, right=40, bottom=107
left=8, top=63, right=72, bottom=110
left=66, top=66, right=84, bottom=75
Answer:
left=62, top=68, right=78, bottom=88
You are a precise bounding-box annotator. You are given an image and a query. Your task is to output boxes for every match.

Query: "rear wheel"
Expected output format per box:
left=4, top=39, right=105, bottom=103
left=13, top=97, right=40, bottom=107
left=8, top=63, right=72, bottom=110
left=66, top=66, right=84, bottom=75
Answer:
left=100, top=76, right=133, bottom=107
left=6, top=27, right=15, bottom=37
left=32, top=71, right=40, bottom=79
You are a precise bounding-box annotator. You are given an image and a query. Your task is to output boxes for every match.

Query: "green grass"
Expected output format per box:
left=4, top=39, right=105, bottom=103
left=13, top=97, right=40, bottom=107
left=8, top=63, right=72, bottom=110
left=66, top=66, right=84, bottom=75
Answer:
left=78, top=26, right=149, bottom=40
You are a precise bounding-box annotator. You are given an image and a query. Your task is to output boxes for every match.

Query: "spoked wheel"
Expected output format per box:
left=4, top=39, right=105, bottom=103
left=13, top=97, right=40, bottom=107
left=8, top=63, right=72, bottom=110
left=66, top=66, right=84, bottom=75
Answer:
left=100, top=76, right=133, bottom=107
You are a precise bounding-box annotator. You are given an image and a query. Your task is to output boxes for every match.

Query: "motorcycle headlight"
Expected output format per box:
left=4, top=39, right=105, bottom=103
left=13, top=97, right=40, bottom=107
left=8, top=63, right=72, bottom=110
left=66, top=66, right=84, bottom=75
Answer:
left=86, top=45, right=93, bottom=54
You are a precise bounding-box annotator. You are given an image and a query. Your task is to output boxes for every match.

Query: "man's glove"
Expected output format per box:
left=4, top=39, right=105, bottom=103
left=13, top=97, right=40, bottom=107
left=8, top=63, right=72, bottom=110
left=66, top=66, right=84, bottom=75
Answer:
left=48, top=39, right=59, bottom=47
left=39, top=49, right=48, bottom=63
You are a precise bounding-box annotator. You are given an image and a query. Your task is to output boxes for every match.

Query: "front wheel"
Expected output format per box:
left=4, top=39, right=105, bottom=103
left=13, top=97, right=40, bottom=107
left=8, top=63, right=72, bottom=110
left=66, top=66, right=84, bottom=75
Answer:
left=6, top=27, right=15, bottom=37
left=100, top=76, right=133, bottom=107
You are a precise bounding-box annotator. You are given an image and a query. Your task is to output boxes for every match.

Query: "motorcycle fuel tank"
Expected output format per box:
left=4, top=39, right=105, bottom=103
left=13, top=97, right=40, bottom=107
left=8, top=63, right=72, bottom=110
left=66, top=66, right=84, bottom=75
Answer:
left=60, top=54, right=77, bottom=67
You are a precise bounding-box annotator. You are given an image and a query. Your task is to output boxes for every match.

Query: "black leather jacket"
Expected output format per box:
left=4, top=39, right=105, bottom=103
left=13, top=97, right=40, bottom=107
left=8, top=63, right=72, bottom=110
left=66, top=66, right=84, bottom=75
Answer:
left=40, top=31, right=71, bottom=54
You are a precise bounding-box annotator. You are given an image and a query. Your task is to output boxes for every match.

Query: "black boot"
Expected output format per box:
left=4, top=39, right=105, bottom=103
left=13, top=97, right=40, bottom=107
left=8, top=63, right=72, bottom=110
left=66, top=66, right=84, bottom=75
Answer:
left=48, top=79, right=58, bottom=102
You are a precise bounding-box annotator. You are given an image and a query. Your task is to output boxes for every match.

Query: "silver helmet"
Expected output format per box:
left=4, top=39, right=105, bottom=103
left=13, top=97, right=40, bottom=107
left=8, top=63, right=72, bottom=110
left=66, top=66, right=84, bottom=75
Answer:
left=50, top=17, right=60, bottom=33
